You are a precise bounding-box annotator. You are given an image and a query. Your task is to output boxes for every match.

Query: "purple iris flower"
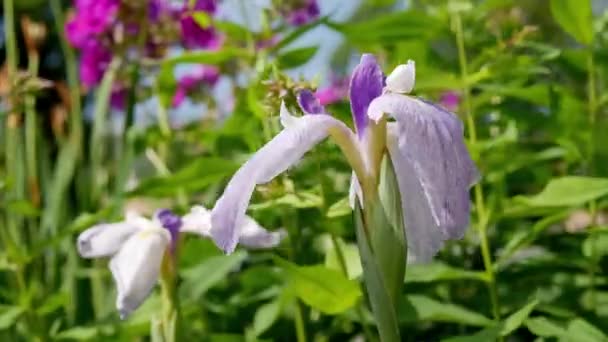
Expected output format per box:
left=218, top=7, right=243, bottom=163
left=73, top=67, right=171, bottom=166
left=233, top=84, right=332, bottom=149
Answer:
left=76, top=205, right=285, bottom=318
left=286, top=0, right=320, bottom=26
left=179, top=0, right=222, bottom=49
left=210, top=54, right=479, bottom=262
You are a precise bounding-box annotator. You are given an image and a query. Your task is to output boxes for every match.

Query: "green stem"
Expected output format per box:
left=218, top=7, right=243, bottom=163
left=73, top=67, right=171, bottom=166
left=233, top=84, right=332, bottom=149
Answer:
left=159, top=253, right=180, bottom=342
left=293, top=301, right=307, bottom=342
left=25, top=52, right=40, bottom=206
left=89, top=57, right=121, bottom=206
left=586, top=50, right=597, bottom=173
left=454, top=12, right=500, bottom=321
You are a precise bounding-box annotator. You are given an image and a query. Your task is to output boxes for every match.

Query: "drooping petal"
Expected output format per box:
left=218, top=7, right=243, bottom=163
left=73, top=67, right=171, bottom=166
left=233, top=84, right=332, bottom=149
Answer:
left=109, top=227, right=170, bottom=318
left=237, top=217, right=286, bottom=249
left=297, top=89, right=325, bottom=114
left=183, top=205, right=286, bottom=248
left=181, top=205, right=212, bottom=237
left=77, top=222, right=140, bottom=258
left=370, top=94, right=479, bottom=242
left=387, top=124, right=446, bottom=262
left=349, top=54, right=384, bottom=137
left=211, top=104, right=357, bottom=253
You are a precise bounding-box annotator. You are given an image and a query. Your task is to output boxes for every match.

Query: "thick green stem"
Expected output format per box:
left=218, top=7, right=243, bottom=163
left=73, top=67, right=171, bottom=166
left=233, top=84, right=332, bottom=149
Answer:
left=159, top=253, right=180, bottom=342
left=454, top=12, right=500, bottom=321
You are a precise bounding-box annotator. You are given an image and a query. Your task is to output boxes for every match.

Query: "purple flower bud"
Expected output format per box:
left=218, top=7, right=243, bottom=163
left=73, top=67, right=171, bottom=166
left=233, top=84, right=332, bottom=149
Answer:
left=179, top=0, right=222, bottom=49
left=286, top=0, right=320, bottom=26
left=156, top=209, right=182, bottom=251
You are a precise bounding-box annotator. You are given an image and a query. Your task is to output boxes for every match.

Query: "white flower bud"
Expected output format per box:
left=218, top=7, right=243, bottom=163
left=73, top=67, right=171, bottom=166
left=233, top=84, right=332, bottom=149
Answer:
left=385, top=60, right=415, bottom=94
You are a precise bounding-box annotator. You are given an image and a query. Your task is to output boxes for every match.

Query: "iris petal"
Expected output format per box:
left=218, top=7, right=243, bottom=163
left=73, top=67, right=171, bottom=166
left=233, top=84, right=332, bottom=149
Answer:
left=387, top=124, right=445, bottom=262
left=369, top=94, right=479, bottom=242
left=109, top=227, right=170, bottom=318
left=349, top=54, right=384, bottom=138
left=210, top=103, right=355, bottom=253
left=77, top=222, right=140, bottom=258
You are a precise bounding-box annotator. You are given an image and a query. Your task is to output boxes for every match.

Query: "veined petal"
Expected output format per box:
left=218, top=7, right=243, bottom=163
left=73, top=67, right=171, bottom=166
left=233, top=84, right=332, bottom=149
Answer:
left=370, top=94, right=478, bottom=241
left=387, top=124, right=445, bottom=262
left=182, top=205, right=286, bottom=248
left=349, top=54, right=384, bottom=138
left=297, top=89, right=325, bottom=114
left=211, top=104, right=357, bottom=254
left=109, top=227, right=170, bottom=318
left=77, top=222, right=140, bottom=258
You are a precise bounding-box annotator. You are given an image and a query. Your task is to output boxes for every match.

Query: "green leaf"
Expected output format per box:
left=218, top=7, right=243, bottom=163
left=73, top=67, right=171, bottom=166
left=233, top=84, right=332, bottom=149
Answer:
left=0, top=306, right=24, bottom=330
left=328, top=10, right=443, bottom=44
left=405, top=262, right=488, bottom=283
left=566, top=318, right=608, bottom=342
left=127, top=157, right=239, bottom=197
left=4, top=199, right=40, bottom=217
left=252, top=299, right=281, bottom=336
left=500, top=299, right=539, bottom=336
left=180, top=251, right=248, bottom=300
left=326, top=197, right=351, bottom=218
left=441, top=326, right=502, bottom=342
left=54, top=326, right=98, bottom=340
left=277, top=46, right=318, bottom=69
left=401, top=295, right=493, bottom=327
left=249, top=191, right=322, bottom=211
left=354, top=203, right=401, bottom=341
left=324, top=238, right=362, bottom=279
left=515, top=176, right=608, bottom=207
left=276, top=259, right=361, bottom=315
left=525, top=316, right=568, bottom=337
left=550, top=0, right=594, bottom=44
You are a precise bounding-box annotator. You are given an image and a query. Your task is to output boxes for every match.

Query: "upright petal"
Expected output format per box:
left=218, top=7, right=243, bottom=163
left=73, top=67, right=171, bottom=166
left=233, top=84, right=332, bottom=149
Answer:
left=370, top=94, right=479, bottom=241
left=77, top=222, right=140, bottom=258
left=387, top=124, right=445, bottom=262
left=109, top=227, right=170, bottom=318
left=349, top=54, right=384, bottom=137
left=211, top=104, right=357, bottom=253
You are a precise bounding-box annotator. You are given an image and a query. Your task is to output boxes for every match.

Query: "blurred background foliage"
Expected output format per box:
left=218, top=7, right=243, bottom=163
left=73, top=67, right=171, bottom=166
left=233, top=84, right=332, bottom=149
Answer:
left=1, top=0, right=608, bottom=340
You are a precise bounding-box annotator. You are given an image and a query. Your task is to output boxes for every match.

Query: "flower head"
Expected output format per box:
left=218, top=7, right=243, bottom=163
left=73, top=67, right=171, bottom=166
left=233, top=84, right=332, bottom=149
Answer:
left=179, top=0, right=222, bottom=49
left=76, top=206, right=284, bottom=318
left=285, top=0, right=320, bottom=26
left=171, top=65, right=220, bottom=107
left=210, top=54, right=478, bottom=262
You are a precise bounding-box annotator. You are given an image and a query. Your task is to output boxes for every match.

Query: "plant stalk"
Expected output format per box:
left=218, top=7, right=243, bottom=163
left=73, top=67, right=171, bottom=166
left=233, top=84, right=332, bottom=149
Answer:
left=454, top=12, right=500, bottom=321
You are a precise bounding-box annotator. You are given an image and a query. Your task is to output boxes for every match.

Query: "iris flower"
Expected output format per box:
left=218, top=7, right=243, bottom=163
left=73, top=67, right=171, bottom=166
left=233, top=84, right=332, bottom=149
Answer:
left=210, top=54, right=478, bottom=262
left=76, top=206, right=284, bottom=318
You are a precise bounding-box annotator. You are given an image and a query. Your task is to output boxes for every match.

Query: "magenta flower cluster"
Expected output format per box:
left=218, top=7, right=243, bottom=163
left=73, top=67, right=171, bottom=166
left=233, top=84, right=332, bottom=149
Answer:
left=65, top=0, right=222, bottom=101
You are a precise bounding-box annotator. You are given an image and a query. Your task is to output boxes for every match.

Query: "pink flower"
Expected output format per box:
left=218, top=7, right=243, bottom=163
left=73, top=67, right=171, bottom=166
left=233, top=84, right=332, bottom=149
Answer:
left=315, top=75, right=349, bottom=106
left=172, top=65, right=220, bottom=107
left=439, top=91, right=460, bottom=112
